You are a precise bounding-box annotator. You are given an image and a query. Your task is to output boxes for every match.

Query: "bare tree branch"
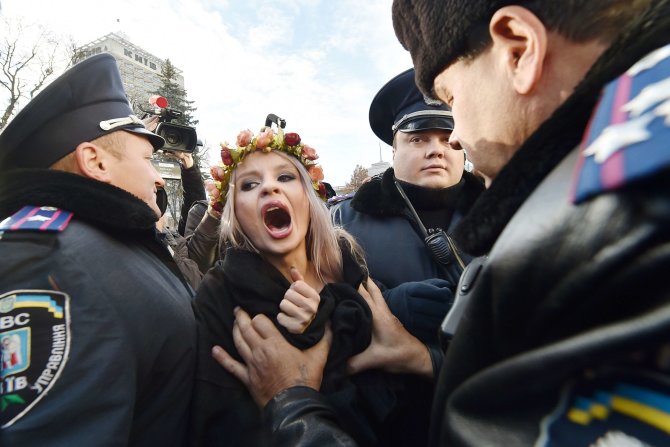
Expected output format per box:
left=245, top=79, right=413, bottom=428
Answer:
left=0, top=17, right=69, bottom=130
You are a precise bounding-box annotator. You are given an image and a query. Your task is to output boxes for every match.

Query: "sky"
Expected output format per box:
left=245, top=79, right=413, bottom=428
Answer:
left=2, top=0, right=412, bottom=186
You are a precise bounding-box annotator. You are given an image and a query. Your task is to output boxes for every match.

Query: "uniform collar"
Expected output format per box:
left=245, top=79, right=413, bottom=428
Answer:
left=0, top=168, right=158, bottom=232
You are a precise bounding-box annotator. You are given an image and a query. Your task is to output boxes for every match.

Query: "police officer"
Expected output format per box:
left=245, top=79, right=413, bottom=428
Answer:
left=0, top=54, right=195, bottom=446
left=333, top=70, right=482, bottom=446
left=331, top=69, right=483, bottom=352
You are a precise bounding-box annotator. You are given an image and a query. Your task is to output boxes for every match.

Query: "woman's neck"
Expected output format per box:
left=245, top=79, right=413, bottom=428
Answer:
left=266, top=251, right=324, bottom=291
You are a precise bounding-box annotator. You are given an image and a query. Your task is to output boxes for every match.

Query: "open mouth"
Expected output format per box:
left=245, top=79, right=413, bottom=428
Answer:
left=262, top=202, right=292, bottom=239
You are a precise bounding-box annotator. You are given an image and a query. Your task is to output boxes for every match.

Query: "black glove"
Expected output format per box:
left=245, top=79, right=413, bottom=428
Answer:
left=382, top=279, right=455, bottom=345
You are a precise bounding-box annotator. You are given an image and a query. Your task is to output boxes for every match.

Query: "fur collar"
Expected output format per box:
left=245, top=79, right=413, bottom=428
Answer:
left=0, top=168, right=158, bottom=231
left=351, top=167, right=484, bottom=217
left=454, top=1, right=670, bottom=256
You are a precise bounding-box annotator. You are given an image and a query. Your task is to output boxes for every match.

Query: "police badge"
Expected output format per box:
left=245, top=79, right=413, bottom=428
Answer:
left=0, top=290, right=71, bottom=428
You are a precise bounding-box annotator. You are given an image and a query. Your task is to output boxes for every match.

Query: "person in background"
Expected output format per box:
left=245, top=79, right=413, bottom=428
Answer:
left=214, top=0, right=670, bottom=446
left=0, top=54, right=195, bottom=446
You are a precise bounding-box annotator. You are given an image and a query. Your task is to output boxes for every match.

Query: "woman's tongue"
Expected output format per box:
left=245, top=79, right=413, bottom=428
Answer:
left=264, top=207, right=292, bottom=239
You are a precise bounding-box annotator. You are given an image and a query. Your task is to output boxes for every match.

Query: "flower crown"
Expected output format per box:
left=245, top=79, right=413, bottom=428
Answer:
left=207, top=127, right=327, bottom=211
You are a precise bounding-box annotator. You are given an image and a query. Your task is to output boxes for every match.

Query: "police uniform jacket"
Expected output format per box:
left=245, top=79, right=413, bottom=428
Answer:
left=259, top=2, right=670, bottom=446
left=330, top=167, right=483, bottom=289
left=0, top=169, right=196, bottom=446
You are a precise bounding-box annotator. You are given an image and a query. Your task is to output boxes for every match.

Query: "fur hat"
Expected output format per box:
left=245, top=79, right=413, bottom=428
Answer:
left=392, top=0, right=519, bottom=96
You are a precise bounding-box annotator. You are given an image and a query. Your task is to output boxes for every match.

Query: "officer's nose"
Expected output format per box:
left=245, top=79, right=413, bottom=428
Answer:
left=449, top=133, right=463, bottom=151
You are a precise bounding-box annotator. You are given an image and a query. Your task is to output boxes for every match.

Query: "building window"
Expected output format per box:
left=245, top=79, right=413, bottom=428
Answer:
left=135, top=54, right=142, bottom=62
left=124, top=48, right=132, bottom=57
left=150, top=62, right=156, bottom=70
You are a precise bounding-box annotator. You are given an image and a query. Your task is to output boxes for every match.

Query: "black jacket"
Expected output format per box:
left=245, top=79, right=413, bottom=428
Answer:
left=192, top=245, right=418, bottom=446
left=0, top=169, right=196, bottom=446
left=330, top=168, right=483, bottom=288
left=261, top=2, right=670, bottom=446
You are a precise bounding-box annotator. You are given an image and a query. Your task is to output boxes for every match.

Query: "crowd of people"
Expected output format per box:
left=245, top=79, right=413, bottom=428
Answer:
left=1, top=0, right=669, bottom=446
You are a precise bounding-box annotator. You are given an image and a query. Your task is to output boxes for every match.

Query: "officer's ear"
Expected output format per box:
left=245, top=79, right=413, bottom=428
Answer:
left=73, top=141, right=116, bottom=184
left=489, top=5, right=547, bottom=95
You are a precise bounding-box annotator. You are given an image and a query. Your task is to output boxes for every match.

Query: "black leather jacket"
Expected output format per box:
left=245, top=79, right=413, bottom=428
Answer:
left=261, top=3, right=670, bottom=446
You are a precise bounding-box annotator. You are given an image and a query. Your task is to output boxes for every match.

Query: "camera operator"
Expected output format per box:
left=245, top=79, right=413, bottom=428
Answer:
left=146, top=117, right=221, bottom=289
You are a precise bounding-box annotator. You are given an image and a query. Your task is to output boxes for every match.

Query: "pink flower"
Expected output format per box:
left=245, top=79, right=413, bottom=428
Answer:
left=236, top=129, right=254, bottom=147
left=284, top=132, right=301, bottom=146
left=210, top=166, right=225, bottom=181
left=209, top=187, right=221, bottom=201
left=255, top=128, right=275, bottom=150
left=301, top=144, right=318, bottom=161
left=308, top=165, right=324, bottom=182
left=220, top=147, right=234, bottom=166
left=204, top=179, right=217, bottom=193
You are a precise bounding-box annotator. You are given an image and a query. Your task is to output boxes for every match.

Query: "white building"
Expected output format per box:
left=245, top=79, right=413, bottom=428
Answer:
left=75, top=32, right=184, bottom=107
left=367, top=145, right=391, bottom=177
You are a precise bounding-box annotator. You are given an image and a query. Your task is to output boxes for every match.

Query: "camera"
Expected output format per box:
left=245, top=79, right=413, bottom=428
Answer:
left=142, top=96, right=198, bottom=153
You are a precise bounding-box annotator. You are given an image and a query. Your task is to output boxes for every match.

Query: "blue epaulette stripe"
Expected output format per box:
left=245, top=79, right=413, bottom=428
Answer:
left=0, top=205, right=72, bottom=233
left=615, top=383, right=670, bottom=413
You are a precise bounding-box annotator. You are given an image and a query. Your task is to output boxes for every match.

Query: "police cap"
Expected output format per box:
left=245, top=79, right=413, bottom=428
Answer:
left=369, top=68, right=453, bottom=146
left=0, top=53, right=164, bottom=171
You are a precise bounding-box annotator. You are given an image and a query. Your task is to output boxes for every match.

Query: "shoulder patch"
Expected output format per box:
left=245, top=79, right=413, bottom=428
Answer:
left=536, top=368, right=670, bottom=447
left=327, top=192, right=355, bottom=206
left=572, top=43, right=670, bottom=203
left=0, top=206, right=73, bottom=233
left=1, top=290, right=71, bottom=428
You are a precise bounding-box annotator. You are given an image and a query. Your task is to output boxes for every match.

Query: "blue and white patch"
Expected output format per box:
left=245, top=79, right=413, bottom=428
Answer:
left=0, top=206, right=72, bottom=234
left=0, top=290, right=71, bottom=428
left=536, top=369, right=670, bottom=447
left=327, top=192, right=355, bottom=206
left=573, top=43, right=670, bottom=203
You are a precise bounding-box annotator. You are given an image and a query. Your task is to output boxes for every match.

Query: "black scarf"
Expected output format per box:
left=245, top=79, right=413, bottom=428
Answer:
left=221, top=242, right=371, bottom=389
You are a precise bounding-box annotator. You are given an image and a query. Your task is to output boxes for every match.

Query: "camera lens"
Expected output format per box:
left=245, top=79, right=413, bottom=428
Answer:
left=165, top=131, right=182, bottom=146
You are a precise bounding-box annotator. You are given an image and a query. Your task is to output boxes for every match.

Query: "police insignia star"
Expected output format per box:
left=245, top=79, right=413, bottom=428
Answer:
left=573, top=43, right=670, bottom=204
left=1, top=290, right=71, bottom=428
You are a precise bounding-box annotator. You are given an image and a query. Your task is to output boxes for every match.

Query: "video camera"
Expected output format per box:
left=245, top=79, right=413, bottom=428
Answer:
left=141, top=95, right=198, bottom=153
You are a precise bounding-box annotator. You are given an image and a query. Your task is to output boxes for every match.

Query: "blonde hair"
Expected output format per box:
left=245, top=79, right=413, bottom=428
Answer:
left=221, top=151, right=366, bottom=283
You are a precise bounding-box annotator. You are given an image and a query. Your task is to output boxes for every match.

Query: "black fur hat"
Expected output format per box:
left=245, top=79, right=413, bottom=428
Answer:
left=392, top=0, right=518, bottom=96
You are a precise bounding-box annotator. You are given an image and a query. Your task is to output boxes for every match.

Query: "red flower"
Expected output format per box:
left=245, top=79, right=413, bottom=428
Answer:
left=221, top=147, right=234, bottom=166
left=285, top=132, right=301, bottom=146
left=318, top=182, right=327, bottom=198
left=211, top=200, right=223, bottom=212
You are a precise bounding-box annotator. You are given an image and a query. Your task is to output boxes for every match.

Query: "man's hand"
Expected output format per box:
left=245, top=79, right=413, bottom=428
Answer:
left=348, top=278, right=433, bottom=379
left=142, top=115, right=159, bottom=132
left=212, top=307, right=332, bottom=407
left=277, top=267, right=320, bottom=334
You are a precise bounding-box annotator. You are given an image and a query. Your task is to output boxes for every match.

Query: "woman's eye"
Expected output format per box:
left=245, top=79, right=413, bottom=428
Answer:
left=278, top=174, right=296, bottom=182
left=240, top=181, right=258, bottom=191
